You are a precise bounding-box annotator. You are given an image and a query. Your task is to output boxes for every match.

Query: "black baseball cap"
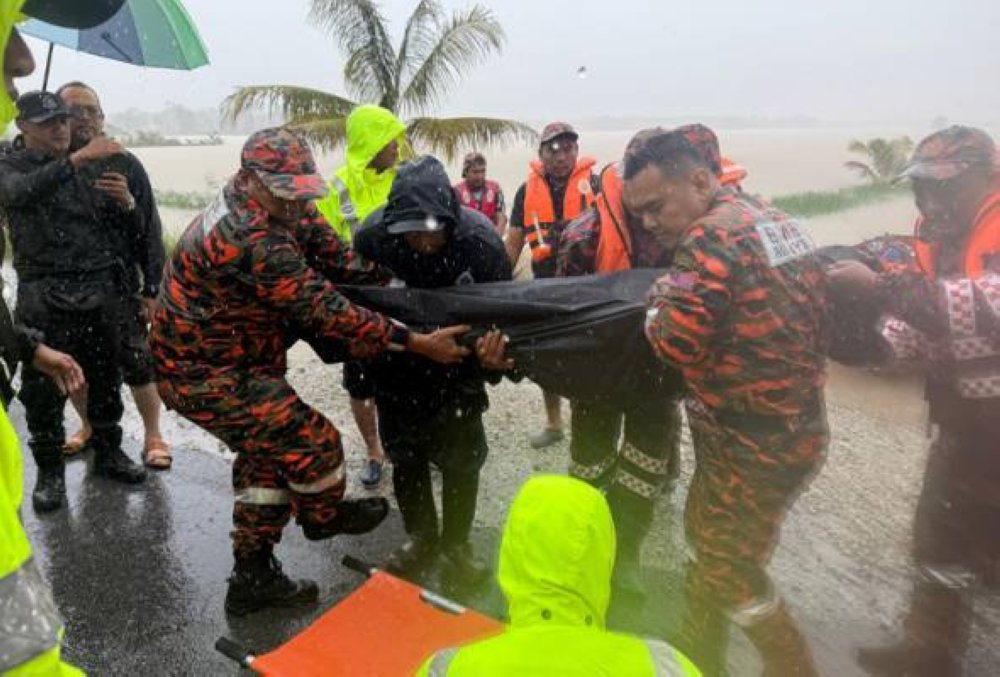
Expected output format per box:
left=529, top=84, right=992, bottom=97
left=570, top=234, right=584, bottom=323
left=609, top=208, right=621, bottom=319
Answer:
left=16, top=90, right=69, bottom=123
left=386, top=213, right=449, bottom=235
left=22, top=0, right=126, bottom=29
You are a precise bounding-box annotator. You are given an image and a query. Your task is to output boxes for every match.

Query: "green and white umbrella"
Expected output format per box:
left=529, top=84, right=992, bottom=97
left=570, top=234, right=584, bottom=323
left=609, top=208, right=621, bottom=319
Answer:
left=20, top=0, right=209, bottom=87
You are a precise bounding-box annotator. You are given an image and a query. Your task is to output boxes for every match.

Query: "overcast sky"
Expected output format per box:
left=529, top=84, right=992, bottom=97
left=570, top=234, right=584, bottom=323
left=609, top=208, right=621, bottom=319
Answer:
left=17, top=0, right=1000, bottom=126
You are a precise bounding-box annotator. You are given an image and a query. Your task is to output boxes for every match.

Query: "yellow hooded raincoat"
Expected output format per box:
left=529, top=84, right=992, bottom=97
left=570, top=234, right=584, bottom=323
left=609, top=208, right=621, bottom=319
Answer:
left=315, top=104, right=406, bottom=243
left=418, top=476, right=701, bottom=676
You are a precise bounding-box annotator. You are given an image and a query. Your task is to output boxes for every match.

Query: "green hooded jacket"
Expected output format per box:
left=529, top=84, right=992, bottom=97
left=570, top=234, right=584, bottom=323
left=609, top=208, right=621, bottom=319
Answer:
left=315, top=104, right=406, bottom=243
left=417, top=476, right=701, bottom=676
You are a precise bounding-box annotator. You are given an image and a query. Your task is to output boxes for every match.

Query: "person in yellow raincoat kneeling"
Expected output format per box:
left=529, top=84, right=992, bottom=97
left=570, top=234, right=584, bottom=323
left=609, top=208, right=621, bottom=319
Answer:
left=418, top=475, right=701, bottom=676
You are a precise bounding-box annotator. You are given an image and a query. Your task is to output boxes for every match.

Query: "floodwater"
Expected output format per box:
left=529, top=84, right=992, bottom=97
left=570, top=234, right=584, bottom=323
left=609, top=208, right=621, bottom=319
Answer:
left=137, top=126, right=931, bottom=236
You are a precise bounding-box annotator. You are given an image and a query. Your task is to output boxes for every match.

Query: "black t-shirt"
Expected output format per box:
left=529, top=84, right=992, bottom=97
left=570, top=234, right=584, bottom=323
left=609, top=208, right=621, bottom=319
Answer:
left=508, top=173, right=600, bottom=278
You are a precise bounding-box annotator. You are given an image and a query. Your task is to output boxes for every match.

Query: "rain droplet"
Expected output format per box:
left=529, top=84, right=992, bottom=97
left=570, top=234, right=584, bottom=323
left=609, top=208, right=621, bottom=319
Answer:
left=576, top=66, right=588, bottom=79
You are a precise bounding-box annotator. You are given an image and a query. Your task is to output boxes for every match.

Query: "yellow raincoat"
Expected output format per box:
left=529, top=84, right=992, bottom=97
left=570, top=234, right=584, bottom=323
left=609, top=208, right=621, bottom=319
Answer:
left=314, top=104, right=406, bottom=243
left=1, top=2, right=81, bottom=674
left=417, top=476, right=701, bottom=676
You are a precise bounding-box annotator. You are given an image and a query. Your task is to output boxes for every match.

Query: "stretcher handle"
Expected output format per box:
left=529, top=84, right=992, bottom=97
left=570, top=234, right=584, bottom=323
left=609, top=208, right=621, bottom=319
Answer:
left=342, top=554, right=377, bottom=577
left=215, top=637, right=255, bottom=668
left=420, top=589, right=467, bottom=616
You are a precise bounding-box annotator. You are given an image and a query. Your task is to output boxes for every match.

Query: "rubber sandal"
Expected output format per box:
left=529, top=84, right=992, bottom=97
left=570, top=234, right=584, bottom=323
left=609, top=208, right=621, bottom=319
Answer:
left=143, top=437, right=173, bottom=470
left=63, top=429, right=92, bottom=456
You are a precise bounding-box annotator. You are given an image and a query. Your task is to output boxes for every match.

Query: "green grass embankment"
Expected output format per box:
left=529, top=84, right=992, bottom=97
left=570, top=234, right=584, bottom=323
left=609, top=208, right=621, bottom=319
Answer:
left=770, top=183, right=907, bottom=218
left=154, top=190, right=214, bottom=210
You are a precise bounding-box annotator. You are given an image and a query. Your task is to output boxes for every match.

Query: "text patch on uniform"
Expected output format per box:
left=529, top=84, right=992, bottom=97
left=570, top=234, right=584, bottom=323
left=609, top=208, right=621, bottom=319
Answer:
left=755, top=219, right=815, bottom=267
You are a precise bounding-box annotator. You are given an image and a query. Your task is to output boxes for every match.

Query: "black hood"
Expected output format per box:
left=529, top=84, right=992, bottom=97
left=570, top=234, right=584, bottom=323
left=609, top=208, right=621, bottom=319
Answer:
left=383, top=155, right=461, bottom=230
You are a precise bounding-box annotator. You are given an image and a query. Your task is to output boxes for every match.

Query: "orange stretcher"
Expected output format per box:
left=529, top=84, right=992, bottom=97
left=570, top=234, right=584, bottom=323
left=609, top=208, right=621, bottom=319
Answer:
left=215, top=556, right=503, bottom=676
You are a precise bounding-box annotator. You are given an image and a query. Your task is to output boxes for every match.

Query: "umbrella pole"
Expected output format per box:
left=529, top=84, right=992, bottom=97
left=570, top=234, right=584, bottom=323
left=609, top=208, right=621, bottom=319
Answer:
left=42, top=43, right=54, bottom=92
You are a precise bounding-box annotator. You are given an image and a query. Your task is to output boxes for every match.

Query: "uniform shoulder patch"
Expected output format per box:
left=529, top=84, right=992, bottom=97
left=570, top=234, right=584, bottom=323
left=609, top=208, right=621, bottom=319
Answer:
left=754, top=218, right=815, bottom=267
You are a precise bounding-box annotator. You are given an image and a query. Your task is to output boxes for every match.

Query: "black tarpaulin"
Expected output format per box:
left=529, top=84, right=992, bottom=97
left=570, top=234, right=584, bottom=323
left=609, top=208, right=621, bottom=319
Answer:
left=338, top=270, right=683, bottom=405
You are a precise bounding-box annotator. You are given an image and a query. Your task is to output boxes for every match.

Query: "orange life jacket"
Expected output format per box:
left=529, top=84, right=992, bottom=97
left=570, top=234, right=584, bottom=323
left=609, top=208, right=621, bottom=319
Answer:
left=522, top=157, right=597, bottom=237
left=591, top=157, right=751, bottom=273
left=909, top=190, right=1000, bottom=399
left=594, top=162, right=632, bottom=273
left=914, top=191, right=1000, bottom=278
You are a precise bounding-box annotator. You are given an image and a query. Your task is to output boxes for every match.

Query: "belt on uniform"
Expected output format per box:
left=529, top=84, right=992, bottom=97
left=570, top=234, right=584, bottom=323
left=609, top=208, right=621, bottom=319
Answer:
left=690, top=394, right=823, bottom=435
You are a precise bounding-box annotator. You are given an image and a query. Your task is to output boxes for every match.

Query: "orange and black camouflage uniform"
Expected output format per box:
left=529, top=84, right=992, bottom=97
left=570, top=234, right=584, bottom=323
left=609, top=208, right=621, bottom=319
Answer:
left=151, top=175, right=400, bottom=557
left=645, top=188, right=828, bottom=675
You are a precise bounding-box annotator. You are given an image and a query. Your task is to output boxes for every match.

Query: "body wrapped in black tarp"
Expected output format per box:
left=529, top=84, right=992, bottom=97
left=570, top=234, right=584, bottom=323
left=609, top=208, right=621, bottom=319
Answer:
left=334, top=269, right=684, bottom=407
left=815, top=235, right=921, bottom=367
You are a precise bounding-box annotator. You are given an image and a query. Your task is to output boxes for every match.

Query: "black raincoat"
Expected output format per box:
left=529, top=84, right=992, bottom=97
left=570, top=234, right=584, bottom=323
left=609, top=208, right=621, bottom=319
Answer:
left=352, top=156, right=511, bottom=422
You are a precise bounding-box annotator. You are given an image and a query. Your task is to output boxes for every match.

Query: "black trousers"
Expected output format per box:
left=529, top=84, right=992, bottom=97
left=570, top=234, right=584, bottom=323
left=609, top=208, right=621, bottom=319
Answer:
left=16, top=282, right=124, bottom=465
left=378, top=404, right=488, bottom=547
left=569, top=396, right=681, bottom=497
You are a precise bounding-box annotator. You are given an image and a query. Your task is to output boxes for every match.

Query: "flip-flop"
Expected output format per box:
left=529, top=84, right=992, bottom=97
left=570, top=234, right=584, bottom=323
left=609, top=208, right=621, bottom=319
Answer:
left=63, top=429, right=91, bottom=456
left=143, top=437, right=173, bottom=470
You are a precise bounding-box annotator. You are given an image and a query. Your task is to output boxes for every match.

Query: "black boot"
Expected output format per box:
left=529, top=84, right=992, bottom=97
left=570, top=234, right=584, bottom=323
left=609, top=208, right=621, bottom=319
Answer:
left=93, top=446, right=147, bottom=484
left=606, top=484, right=653, bottom=598
left=32, top=460, right=66, bottom=512
left=386, top=461, right=440, bottom=577
left=612, top=538, right=645, bottom=598
left=30, top=441, right=66, bottom=513
left=385, top=536, right=439, bottom=576
left=300, top=497, right=389, bottom=540
left=440, top=542, right=490, bottom=592
left=225, top=549, right=319, bottom=616
left=857, top=582, right=966, bottom=677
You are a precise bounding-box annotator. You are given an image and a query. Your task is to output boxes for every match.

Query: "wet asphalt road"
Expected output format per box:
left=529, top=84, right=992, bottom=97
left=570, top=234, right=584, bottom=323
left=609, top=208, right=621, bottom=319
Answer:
left=14, top=359, right=1000, bottom=675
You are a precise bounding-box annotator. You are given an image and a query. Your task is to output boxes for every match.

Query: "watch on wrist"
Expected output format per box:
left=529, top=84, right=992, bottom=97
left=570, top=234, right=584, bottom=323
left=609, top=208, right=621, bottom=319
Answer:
left=388, top=321, right=410, bottom=351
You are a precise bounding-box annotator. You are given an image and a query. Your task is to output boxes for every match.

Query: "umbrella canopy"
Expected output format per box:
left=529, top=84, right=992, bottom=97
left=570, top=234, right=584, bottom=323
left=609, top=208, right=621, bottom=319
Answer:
left=19, top=0, right=208, bottom=70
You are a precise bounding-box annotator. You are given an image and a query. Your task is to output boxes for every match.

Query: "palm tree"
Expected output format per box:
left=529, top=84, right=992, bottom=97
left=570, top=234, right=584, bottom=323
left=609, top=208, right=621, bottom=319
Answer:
left=844, top=137, right=915, bottom=185
left=223, top=0, right=536, bottom=160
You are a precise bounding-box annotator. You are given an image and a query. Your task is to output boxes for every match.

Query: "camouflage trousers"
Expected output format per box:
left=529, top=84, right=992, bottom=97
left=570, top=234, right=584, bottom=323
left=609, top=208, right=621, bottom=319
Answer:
left=159, top=371, right=346, bottom=557
left=677, top=398, right=828, bottom=676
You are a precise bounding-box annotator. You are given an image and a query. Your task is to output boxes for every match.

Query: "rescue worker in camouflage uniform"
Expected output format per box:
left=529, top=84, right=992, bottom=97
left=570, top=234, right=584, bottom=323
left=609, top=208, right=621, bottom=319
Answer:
left=316, top=104, right=406, bottom=489
left=150, top=128, right=471, bottom=615
left=626, top=125, right=828, bottom=676
left=0, top=90, right=149, bottom=513
left=829, top=126, right=1000, bottom=677
left=557, top=144, right=683, bottom=597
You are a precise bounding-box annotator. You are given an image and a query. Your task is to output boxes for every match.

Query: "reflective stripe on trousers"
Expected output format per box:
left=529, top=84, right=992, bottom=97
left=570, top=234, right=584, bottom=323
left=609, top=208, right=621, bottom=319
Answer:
left=0, top=557, right=63, bottom=673
left=425, top=642, right=701, bottom=676
left=235, top=465, right=345, bottom=505
left=646, top=640, right=703, bottom=676
left=727, top=590, right=780, bottom=627
left=918, top=564, right=976, bottom=590
left=569, top=454, right=616, bottom=482
left=425, top=648, right=459, bottom=676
